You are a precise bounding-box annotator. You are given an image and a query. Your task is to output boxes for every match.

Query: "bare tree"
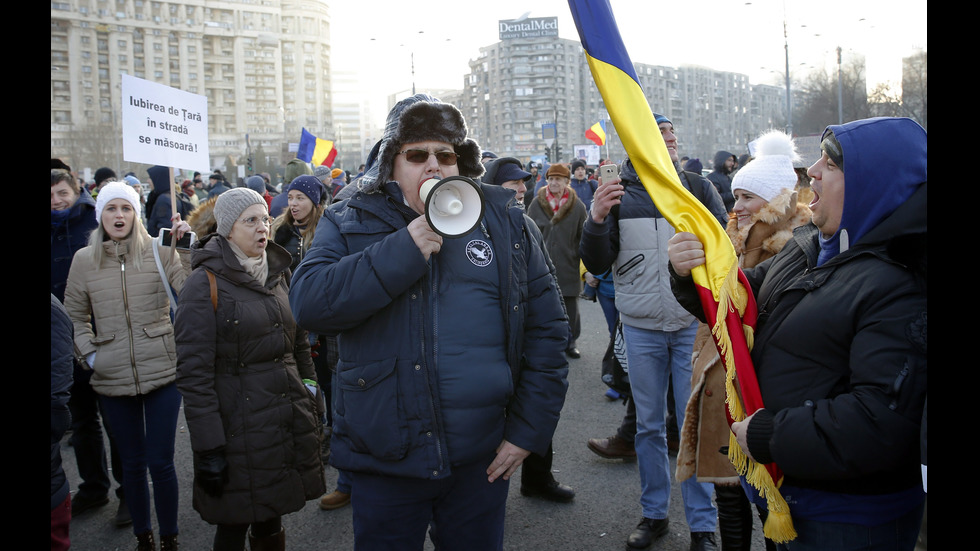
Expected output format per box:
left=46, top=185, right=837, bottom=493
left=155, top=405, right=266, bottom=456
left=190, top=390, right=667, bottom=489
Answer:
left=61, top=121, right=123, bottom=175
left=794, top=59, right=871, bottom=135
left=866, top=54, right=926, bottom=130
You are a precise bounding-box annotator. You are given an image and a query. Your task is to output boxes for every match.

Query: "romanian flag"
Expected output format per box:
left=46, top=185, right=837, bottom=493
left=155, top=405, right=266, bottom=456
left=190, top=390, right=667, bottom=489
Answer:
left=567, top=0, right=796, bottom=543
left=297, top=128, right=338, bottom=167
left=586, top=120, right=607, bottom=146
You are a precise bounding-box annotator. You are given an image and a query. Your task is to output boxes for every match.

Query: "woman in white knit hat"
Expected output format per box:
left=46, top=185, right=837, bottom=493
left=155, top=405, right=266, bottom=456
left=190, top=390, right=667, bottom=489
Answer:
left=63, top=181, right=192, bottom=551
left=675, top=130, right=812, bottom=551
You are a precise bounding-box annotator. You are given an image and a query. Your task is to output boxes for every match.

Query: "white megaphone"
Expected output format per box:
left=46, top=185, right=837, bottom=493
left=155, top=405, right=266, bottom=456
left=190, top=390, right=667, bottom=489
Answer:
left=418, top=175, right=485, bottom=238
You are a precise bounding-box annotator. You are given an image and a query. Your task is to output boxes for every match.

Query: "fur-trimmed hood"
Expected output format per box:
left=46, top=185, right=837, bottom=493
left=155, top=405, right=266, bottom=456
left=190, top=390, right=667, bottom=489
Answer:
left=352, top=94, right=484, bottom=196
left=187, top=195, right=219, bottom=237
left=726, top=187, right=812, bottom=268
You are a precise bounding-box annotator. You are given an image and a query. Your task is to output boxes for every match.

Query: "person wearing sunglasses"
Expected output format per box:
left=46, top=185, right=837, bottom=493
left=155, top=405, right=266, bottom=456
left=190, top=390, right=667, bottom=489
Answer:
left=289, top=94, right=570, bottom=551
left=174, top=188, right=326, bottom=550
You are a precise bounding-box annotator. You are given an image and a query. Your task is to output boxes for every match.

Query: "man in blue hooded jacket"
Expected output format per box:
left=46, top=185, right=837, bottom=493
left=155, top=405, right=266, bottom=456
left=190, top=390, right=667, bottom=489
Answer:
left=289, top=94, right=569, bottom=551
left=668, top=117, right=927, bottom=550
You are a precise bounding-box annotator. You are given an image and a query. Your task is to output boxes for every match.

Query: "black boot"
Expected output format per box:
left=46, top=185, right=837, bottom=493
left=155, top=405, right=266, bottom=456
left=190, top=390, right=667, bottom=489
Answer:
left=134, top=530, right=155, bottom=551
left=248, top=527, right=285, bottom=551
left=715, top=484, right=753, bottom=551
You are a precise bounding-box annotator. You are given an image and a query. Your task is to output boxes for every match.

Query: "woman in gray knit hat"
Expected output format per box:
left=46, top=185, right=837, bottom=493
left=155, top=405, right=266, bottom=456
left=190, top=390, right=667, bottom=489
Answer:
left=174, top=187, right=326, bottom=551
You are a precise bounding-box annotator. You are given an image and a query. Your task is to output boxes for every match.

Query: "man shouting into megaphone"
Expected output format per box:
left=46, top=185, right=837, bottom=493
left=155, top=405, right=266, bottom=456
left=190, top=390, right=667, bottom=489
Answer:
left=288, top=94, right=571, bottom=551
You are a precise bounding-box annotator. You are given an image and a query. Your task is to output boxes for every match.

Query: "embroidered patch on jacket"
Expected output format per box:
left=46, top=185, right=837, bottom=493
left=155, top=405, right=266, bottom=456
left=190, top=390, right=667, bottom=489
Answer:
left=465, top=239, right=493, bottom=267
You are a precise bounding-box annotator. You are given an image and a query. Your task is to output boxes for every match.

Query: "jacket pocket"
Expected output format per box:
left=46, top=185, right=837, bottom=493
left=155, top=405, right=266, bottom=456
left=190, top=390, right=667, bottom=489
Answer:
left=337, top=357, right=408, bottom=461
left=91, top=333, right=115, bottom=346
left=142, top=320, right=177, bottom=362
left=615, top=253, right=646, bottom=285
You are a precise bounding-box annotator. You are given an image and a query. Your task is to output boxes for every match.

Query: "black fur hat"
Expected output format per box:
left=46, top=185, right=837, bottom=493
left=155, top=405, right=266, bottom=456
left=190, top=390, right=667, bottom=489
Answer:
left=361, top=94, right=484, bottom=193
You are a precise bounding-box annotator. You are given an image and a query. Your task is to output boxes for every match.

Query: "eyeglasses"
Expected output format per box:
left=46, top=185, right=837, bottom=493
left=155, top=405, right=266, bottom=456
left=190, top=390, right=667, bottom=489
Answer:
left=398, top=148, right=458, bottom=166
left=239, top=215, right=273, bottom=227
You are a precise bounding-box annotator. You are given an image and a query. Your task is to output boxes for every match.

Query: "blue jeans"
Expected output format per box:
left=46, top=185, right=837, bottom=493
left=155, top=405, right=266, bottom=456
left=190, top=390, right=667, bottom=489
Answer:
left=350, top=458, right=508, bottom=550
left=336, top=468, right=352, bottom=494
left=99, top=382, right=182, bottom=536
left=623, top=321, right=716, bottom=532
left=778, top=501, right=924, bottom=551
left=597, top=291, right=618, bottom=338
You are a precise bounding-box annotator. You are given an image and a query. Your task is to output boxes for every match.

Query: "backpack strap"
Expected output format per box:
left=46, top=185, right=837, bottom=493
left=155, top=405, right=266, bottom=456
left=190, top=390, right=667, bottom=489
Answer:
left=205, top=269, right=218, bottom=312
left=679, top=171, right=707, bottom=205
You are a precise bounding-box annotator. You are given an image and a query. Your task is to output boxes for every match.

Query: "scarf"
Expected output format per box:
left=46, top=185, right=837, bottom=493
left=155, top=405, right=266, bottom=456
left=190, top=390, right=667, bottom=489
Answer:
left=52, top=208, right=71, bottom=224
left=546, top=187, right=569, bottom=213
left=227, top=239, right=268, bottom=283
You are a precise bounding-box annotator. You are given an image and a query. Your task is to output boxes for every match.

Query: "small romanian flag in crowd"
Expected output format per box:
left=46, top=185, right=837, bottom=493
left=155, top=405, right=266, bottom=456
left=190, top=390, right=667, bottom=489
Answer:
left=297, top=128, right=338, bottom=167
left=585, top=120, right=607, bottom=146
left=568, top=0, right=796, bottom=543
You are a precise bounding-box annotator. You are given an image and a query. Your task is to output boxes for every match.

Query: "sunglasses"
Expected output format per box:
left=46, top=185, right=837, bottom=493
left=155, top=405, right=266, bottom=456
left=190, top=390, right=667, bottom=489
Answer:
left=399, top=148, right=458, bottom=166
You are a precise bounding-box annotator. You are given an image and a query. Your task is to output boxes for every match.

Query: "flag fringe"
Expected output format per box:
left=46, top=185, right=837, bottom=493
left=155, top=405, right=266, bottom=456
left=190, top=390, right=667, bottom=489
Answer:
left=716, top=262, right=797, bottom=543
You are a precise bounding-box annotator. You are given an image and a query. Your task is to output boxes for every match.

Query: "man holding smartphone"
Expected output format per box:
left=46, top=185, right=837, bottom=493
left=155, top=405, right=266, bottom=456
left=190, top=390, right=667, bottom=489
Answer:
left=580, top=113, right=727, bottom=551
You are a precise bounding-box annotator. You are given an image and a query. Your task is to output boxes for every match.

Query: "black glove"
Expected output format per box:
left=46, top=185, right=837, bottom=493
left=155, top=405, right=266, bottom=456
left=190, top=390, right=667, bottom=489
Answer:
left=193, top=446, right=229, bottom=498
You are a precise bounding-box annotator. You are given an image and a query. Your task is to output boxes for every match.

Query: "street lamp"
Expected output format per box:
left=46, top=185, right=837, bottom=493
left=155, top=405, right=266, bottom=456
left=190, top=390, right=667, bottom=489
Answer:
left=837, top=46, right=843, bottom=124
left=783, top=14, right=792, bottom=136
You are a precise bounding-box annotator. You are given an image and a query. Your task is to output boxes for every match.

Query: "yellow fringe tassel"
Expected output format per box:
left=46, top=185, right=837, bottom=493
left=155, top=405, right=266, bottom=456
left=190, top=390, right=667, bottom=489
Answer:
left=716, top=263, right=797, bottom=543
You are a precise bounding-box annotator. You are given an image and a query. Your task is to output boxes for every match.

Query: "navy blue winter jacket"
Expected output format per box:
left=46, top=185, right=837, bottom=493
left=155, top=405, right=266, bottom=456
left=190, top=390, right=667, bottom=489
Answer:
left=51, top=294, right=74, bottom=509
left=51, top=188, right=97, bottom=303
left=289, top=181, right=569, bottom=479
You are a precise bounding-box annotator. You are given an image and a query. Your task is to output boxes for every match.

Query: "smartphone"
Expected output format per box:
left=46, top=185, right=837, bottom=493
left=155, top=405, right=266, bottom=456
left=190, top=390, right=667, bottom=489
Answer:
left=599, top=163, right=619, bottom=183
left=160, top=227, right=196, bottom=250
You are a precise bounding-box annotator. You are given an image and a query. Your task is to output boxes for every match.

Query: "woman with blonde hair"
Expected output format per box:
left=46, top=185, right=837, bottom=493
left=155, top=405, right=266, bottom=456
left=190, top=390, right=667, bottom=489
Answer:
left=270, top=175, right=325, bottom=270
left=64, top=181, right=192, bottom=551
left=676, top=130, right=812, bottom=551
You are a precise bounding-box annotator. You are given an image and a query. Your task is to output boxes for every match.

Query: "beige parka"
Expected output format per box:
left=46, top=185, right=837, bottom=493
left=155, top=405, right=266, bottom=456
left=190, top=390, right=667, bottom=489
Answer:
left=64, top=234, right=190, bottom=397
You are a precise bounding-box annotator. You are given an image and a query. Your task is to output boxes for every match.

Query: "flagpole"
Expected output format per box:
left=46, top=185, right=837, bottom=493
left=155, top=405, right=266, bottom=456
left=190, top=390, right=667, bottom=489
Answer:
left=604, top=120, right=609, bottom=160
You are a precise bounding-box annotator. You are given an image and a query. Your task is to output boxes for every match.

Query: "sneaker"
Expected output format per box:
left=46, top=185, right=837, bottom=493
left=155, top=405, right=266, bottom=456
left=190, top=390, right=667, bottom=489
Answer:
left=318, top=490, right=351, bottom=510
left=70, top=492, right=109, bottom=516
left=114, top=497, right=133, bottom=527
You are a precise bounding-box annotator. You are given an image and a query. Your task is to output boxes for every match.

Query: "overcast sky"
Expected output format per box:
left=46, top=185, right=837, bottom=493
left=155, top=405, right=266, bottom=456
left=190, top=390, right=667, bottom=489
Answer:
left=328, top=0, right=927, bottom=125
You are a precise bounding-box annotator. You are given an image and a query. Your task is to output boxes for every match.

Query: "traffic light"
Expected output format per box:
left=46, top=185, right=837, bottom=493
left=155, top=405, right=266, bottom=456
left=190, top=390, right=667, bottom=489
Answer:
left=554, top=144, right=562, bottom=162
left=544, top=146, right=552, bottom=162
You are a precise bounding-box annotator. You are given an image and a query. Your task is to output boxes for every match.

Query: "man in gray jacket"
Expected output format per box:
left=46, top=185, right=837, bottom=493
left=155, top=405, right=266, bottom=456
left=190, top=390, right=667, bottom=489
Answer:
left=581, top=113, right=727, bottom=551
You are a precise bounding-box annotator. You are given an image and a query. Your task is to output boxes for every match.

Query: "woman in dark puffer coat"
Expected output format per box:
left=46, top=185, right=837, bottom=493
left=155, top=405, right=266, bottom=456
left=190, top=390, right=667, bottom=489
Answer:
left=175, top=188, right=325, bottom=551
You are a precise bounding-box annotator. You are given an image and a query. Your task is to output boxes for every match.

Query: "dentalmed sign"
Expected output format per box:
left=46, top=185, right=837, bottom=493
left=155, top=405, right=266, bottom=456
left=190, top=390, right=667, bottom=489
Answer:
left=121, top=73, right=209, bottom=170
left=499, top=15, right=558, bottom=39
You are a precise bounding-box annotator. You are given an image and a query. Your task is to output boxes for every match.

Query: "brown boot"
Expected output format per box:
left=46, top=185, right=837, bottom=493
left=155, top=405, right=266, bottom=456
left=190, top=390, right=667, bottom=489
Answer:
left=318, top=489, right=351, bottom=510
left=135, top=530, right=155, bottom=551
left=160, top=533, right=179, bottom=551
left=587, top=434, right=636, bottom=459
left=248, top=527, right=285, bottom=551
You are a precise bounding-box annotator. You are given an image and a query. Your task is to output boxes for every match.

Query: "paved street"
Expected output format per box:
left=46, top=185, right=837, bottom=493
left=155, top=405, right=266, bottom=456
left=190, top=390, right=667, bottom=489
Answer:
left=61, top=298, right=769, bottom=550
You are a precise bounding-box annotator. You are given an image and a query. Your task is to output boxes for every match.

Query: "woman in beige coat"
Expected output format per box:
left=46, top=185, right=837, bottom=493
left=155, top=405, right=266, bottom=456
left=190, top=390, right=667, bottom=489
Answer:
left=675, top=131, right=812, bottom=551
left=64, top=181, right=191, bottom=551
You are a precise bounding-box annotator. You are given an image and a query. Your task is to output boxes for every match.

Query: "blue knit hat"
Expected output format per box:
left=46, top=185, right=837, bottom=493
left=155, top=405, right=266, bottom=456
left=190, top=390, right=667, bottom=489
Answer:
left=287, top=174, right=322, bottom=206
left=245, top=175, right=266, bottom=194
left=654, top=113, right=672, bottom=126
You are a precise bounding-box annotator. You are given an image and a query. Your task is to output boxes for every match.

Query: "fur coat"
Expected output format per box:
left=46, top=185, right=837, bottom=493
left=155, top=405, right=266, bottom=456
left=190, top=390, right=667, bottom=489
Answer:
left=675, top=188, right=811, bottom=485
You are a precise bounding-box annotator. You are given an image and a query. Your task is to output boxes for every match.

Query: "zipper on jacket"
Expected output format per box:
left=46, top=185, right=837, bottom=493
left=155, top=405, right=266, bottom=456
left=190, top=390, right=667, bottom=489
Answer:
left=428, top=267, right=447, bottom=474
left=117, top=243, right=142, bottom=395
left=889, top=362, right=910, bottom=411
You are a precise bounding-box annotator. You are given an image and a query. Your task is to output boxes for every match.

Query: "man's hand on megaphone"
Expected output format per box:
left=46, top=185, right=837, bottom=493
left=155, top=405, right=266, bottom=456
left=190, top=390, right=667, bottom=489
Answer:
left=408, top=216, right=443, bottom=260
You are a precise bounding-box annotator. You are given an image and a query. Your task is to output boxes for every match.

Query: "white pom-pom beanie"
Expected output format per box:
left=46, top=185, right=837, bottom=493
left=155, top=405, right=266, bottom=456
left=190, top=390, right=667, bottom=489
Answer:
left=731, top=130, right=800, bottom=203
